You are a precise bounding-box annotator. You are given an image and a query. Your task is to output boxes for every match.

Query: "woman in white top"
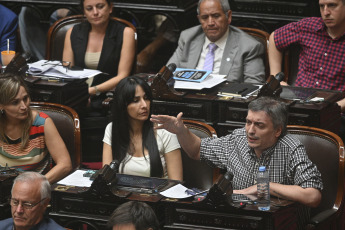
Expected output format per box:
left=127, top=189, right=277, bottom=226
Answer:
left=102, top=76, right=183, bottom=180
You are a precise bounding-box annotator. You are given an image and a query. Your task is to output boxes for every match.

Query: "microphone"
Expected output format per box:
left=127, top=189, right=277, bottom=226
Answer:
left=156, top=63, right=176, bottom=82
left=201, top=171, right=234, bottom=206
left=4, top=52, right=30, bottom=76
left=215, top=171, right=234, bottom=196
left=167, top=63, right=177, bottom=72
left=151, top=63, right=185, bottom=99
left=109, top=160, right=120, bottom=173
left=274, top=72, right=285, bottom=82
left=257, top=72, right=285, bottom=98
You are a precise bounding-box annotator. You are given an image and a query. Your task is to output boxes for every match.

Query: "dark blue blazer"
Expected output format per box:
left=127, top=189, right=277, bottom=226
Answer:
left=0, top=217, right=65, bottom=230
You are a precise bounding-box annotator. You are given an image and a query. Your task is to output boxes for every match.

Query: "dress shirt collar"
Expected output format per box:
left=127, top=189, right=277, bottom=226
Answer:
left=203, top=27, right=229, bottom=51
left=317, top=18, right=345, bottom=40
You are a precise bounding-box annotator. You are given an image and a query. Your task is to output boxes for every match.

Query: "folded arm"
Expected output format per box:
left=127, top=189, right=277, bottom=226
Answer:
left=234, top=183, right=321, bottom=208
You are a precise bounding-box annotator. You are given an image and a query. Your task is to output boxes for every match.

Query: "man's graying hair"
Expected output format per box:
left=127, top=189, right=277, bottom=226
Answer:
left=197, top=0, right=231, bottom=15
left=12, top=172, right=51, bottom=201
left=248, top=97, right=288, bottom=136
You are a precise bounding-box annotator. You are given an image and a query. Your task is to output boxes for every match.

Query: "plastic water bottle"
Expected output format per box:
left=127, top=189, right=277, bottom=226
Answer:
left=257, top=166, right=270, bottom=211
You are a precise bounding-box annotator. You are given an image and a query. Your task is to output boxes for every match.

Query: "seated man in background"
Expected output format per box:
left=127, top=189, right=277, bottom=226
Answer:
left=0, top=172, right=65, bottom=229
left=268, top=0, right=345, bottom=110
left=107, top=201, right=160, bottom=230
left=0, top=4, right=17, bottom=64
left=167, top=0, right=265, bottom=83
left=151, top=96, right=322, bottom=228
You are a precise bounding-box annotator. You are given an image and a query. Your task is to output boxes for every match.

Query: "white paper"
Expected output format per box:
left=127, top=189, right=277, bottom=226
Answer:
left=160, top=184, right=194, bottom=199
left=174, top=74, right=227, bottom=90
left=57, top=169, right=93, bottom=187
left=28, top=60, right=102, bottom=79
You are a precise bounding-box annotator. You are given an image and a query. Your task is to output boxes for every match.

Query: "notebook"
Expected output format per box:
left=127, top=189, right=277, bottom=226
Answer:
left=218, top=83, right=260, bottom=97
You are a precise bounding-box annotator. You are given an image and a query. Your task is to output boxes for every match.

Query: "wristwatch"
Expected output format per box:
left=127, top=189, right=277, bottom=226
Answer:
left=93, top=86, right=101, bottom=96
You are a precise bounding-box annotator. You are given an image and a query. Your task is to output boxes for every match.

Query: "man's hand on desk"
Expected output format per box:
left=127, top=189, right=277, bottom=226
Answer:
left=280, top=81, right=288, bottom=86
left=233, top=185, right=257, bottom=195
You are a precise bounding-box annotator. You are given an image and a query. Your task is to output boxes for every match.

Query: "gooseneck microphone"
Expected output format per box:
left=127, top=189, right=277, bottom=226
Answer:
left=157, top=63, right=176, bottom=82
left=274, top=72, right=285, bottom=82
left=109, top=160, right=120, bottom=173
left=167, top=63, right=177, bottom=72
left=151, top=63, right=185, bottom=98
left=257, top=72, right=285, bottom=98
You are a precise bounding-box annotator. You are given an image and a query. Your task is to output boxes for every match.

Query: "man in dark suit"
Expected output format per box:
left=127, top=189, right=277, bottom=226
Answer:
left=168, top=0, right=265, bottom=83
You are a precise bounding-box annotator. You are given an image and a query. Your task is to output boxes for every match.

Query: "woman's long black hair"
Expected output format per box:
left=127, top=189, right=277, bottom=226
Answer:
left=111, top=76, right=163, bottom=177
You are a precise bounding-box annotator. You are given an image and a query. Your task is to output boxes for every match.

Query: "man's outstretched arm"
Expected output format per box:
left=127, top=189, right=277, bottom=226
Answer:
left=151, top=112, right=201, bottom=160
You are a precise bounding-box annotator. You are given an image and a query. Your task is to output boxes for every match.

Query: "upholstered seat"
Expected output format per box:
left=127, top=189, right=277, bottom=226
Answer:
left=46, top=14, right=137, bottom=61
left=30, top=102, right=81, bottom=169
left=182, top=120, right=219, bottom=190
left=287, top=125, right=345, bottom=229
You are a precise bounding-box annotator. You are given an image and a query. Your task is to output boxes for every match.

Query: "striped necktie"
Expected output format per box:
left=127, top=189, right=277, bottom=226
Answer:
left=203, top=43, right=217, bottom=71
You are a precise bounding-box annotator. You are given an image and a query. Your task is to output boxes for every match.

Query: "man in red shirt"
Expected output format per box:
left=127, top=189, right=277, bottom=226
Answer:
left=269, top=0, right=345, bottom=111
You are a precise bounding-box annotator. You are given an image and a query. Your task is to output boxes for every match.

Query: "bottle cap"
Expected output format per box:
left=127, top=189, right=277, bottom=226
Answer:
left=259, top=166, right=266, bottom=172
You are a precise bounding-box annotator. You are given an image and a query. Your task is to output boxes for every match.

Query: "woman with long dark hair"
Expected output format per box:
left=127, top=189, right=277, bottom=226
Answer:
left=102, top=76, right=182, bottom=180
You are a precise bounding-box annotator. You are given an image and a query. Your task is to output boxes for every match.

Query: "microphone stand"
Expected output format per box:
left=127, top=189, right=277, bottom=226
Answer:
left=151, top=64, right=186, bottom=100
left=257, top=73, right=284, bottom=98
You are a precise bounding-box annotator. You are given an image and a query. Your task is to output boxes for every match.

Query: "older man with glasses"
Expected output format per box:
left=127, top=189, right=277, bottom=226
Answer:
left=0, top=172, right=64, bottom=230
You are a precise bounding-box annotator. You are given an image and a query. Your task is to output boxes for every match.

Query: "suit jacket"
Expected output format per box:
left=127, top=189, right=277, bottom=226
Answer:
left=0, top=217, right=65, bottom=230
left=168, top=25, right=265, bottom=83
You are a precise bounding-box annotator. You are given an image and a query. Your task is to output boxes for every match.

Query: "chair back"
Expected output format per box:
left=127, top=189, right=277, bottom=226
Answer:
left=283, top=45, right=300, bottom=85
left=182, top=120, right=219, bottom=190
left=46, top=14, right=137, bottom=61
left=30, top=102, right=81, bottom=169
left=238, top=27, right=270, bottom=79
left=287, top=125, right=345, bottom=221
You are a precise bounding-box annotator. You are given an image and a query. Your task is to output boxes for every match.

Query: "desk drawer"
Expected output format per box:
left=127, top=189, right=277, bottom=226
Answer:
left=165, top=207, right=264, bottom=230
left=153, top=100, right=216, bottom=122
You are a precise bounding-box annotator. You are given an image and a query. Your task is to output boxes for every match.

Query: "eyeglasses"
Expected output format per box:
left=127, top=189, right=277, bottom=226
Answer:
left=10, top=197, right=47, bottom=210
left=41, top=60, right=71, bottom=73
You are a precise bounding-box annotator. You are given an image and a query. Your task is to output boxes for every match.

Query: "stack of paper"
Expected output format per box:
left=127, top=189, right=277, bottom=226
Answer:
left=28, top=60, right=101, bottom=79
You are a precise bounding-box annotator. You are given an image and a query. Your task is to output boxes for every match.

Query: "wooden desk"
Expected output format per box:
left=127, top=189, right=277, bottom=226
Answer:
left=163, top=197, right=298, bottom=230
left=152, top=84, right=343, bottom=137
left=49, top=183, right=298, bottom=230
left=49, top=182, right=174, bottom=229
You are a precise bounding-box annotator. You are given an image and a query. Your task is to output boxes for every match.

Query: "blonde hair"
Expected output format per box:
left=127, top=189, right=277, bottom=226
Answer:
left=0, top=74, right=32, bottom=149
